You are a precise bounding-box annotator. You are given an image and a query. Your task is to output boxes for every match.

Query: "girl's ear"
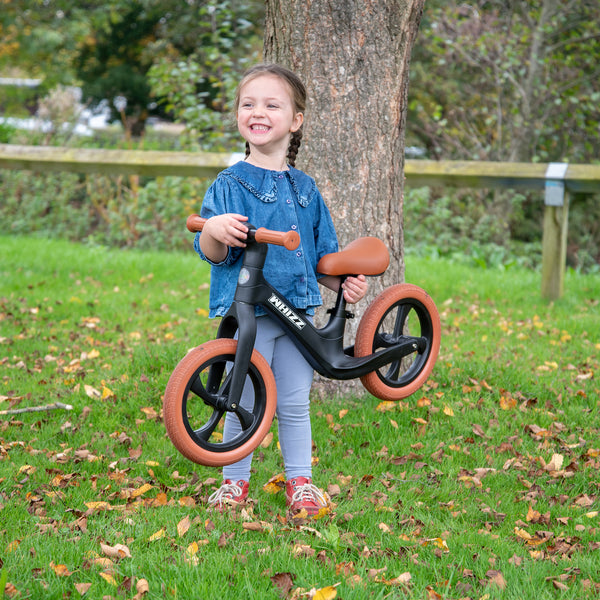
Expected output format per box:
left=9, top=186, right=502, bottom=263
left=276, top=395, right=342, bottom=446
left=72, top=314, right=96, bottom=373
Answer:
left=290, top=112, right=304, bottom=133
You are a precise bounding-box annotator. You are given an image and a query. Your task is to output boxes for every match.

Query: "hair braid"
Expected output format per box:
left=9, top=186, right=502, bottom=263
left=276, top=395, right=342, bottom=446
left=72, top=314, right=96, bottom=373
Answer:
left=287, top=129, right=303, bottom=167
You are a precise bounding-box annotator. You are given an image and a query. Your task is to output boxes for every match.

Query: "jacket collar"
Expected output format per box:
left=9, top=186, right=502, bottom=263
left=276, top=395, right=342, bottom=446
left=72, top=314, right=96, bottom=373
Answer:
left=224, top=160, right=315, bottom=207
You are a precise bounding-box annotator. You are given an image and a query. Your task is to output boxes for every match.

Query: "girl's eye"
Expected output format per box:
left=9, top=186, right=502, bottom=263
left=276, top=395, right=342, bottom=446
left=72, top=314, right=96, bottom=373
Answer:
left=268, top=104, right=279, bottom=109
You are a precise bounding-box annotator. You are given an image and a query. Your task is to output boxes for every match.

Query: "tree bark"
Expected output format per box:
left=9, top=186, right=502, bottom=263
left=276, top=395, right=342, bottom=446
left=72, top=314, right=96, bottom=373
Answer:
left=263, top=0, right=425, bottom=396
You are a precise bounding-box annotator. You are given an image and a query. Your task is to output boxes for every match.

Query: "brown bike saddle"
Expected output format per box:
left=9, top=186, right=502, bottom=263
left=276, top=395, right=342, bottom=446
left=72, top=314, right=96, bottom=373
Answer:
left=317, top=237, right=390, bottom=277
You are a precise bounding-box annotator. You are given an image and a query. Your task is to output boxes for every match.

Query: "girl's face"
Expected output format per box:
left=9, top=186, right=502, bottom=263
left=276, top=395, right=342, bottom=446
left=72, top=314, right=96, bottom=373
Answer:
left=237, top=74, right=303, bottom=159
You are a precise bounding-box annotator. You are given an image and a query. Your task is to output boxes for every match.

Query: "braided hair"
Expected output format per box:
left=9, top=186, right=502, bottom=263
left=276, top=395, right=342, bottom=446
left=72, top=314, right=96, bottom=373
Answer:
left=236, top=64, right=306, bottom=167
left=245, top=130, right=303, bottom=167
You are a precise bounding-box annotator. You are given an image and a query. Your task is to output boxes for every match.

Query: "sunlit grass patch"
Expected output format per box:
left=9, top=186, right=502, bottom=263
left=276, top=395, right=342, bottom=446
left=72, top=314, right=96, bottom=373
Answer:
left=1, top=236, right=599, bottom=599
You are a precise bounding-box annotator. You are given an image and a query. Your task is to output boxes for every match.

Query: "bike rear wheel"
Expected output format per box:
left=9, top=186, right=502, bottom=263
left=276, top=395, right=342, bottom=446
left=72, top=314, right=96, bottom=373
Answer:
left=355, top=284, right=440, bottom=400
left=163, top=339, right=277, bottom=466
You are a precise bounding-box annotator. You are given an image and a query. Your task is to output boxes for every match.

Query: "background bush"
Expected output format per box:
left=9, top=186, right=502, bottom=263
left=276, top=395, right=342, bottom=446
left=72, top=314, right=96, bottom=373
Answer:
left=404, top=186, right=600, bottom=274
left=0, top=169, right=209, bottom=253
left=1, top=156, right=598, bottom=273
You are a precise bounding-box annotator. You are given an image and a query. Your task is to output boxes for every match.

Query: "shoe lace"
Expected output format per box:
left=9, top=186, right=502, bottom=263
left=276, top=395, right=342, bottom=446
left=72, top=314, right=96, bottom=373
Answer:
left=291, top=482, right=328, bottom=507
left=208, top=482, right=244, bottom=505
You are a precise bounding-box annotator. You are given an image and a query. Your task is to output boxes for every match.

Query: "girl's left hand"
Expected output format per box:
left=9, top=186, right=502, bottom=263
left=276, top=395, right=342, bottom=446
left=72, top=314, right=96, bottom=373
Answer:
left=342, top=274, right=368, bottom=304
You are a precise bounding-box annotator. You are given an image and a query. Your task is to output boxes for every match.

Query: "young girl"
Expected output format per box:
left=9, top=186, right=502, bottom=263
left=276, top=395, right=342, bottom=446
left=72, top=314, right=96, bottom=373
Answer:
left=194, top=63, right=368, bottom=518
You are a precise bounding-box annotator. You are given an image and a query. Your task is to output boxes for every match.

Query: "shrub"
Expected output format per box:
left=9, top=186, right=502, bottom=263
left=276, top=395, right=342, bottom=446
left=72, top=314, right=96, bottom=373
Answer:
left=0, top=170, right=208, bottom=252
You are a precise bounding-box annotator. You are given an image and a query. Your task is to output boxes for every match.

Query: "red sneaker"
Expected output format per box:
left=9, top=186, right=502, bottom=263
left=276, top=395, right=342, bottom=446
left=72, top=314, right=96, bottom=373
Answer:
left=286, top=477, right=329, bottom=517
left=208, top=479, right=249, bottom=510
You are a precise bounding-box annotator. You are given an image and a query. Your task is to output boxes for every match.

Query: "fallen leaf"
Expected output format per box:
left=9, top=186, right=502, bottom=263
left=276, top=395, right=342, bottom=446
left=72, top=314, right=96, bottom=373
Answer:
left=99, top=570, right=118, bottom=586
left=293, top=543, right=315, bottom=557
left=313, top=584, right=338, bottom=599
left=552, top=580, right=569, bottom=591
left=74, top=582, right=92, bottom=595
left=388, top=572, right=412, bottom=586
left=140, top=406, right=159, bottom=419
left=177, top=516, right=191, bottom=537
left=100, top=543, right=131, bottom=560
left=148, top=528, right=166, bottom=542
left=84, top=385, right=102, bottom=399
left=472, top=423, right=488, bottom=438
left=50, top=562, right=72, bottom=577
left=186, top=542, right=199, bottom=556
left=260, top=432, right=274, bottom=448
left=378, top=522, right=392, bottom=534
left=514, top=527, right=533, bottom=541
left=486, top=570, right=507, bottom=589
left=263, top=473, right=286, bottom=494
left=130, top=483, right=153, bottom=499
left=271, top=572, right=295, bottom=597
left=133, top=578, right=150, bottom=599
left=425, top=586, right=442, bottom=599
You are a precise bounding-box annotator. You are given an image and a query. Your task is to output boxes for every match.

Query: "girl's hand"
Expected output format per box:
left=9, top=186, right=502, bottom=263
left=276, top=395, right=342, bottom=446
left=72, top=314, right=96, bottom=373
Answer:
left=204, top=213, right=249, bottom=247
left=342, top=274, right=368, bottom=304
left=199, top=213, right=248, bottom=263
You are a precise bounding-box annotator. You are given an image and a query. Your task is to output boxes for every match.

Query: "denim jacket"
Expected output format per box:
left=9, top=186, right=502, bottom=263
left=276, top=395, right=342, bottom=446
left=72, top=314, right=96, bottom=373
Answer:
left=194, top=161, right=339, bottom=318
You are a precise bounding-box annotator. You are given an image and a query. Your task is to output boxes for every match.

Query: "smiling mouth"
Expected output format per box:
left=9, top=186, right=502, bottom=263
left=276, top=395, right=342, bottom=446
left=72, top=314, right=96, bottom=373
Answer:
left=250, top=124, right=270, bottom=132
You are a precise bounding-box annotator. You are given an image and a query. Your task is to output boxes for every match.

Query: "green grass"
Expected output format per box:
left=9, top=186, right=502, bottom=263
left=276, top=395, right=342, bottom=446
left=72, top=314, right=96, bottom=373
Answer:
left=1, top=236, right=599, bottom=599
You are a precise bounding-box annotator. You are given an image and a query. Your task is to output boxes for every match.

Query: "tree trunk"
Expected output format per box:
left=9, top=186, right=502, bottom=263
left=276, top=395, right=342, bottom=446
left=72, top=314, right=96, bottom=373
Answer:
left=264, top=0, right=425, bottom=397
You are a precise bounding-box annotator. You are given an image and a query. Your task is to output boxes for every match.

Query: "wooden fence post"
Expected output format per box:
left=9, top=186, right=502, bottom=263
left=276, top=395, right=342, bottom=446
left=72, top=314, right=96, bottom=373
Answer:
left=541, top=163, right=569, bottom=300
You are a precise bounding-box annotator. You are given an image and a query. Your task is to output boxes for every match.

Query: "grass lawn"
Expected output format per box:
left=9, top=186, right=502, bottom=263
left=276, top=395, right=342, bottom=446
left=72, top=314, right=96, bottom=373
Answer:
left=1, top=235, right=599, bottom=599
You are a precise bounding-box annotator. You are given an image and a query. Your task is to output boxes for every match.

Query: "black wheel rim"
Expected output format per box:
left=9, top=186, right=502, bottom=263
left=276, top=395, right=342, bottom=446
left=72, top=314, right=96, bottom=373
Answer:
left=180, top=352, right=268, bottom=453
left=372, top=298, right=435, bottom=388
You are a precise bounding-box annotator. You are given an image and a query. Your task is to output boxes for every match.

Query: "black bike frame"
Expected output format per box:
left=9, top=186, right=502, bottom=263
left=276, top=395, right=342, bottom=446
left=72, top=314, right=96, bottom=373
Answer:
left=213, top=230, right=427, bottom=412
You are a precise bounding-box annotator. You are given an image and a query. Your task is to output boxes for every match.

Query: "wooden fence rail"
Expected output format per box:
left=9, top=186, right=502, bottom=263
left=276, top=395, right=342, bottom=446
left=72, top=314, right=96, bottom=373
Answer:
left=1, top=144, right=599, bottom=299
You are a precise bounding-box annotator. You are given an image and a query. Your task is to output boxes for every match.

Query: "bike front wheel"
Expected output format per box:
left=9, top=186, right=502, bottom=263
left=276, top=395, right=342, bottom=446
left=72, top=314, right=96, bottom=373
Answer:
left=355, top=284, right=440, bottom=400
left=163, top=339, right=277, bottom=467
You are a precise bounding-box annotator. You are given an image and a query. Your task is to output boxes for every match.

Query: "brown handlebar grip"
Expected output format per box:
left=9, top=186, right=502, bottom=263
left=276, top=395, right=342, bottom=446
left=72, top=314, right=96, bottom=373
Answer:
left=255, top=227, right=300, bottom=251
left=185, top=214, right=300, bottom=250
left=186, top=214, right=207, bottom=232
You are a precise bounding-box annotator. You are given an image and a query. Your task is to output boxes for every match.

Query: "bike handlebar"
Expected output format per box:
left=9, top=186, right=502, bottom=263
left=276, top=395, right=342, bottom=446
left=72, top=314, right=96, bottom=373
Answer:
left=186, top=214, right=300, bottom=251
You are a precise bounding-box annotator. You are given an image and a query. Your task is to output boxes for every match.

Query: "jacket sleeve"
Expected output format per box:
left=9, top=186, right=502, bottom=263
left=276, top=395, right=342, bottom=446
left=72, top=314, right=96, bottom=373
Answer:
left=193, top=176, right=244, bottom=267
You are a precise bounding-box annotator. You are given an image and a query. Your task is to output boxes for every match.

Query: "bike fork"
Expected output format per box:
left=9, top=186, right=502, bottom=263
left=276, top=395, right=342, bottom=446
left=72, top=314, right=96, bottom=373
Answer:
left=214, top=302, right=257, bottom=420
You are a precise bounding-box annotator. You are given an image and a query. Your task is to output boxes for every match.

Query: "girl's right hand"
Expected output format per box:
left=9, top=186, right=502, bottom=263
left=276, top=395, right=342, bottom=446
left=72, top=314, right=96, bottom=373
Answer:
left=199, top=213, right=249, bottom=263
left=204, top=213, right=249, bottom=248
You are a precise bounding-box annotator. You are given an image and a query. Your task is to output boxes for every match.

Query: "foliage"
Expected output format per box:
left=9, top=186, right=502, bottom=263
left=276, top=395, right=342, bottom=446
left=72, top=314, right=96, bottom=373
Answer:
left=0, top=170, right=209, bottom=252
left=75, top=0, right=263, bottom=139
left=147, top=1, right=262, bottom=151
left=1, top=237, right=599, bottom=598
left=1, top=1, right=263, bottom=141
left=408, top=0, right=600, bottom=164
left=1, top=162, right=597, bottom=272
left=74, top=3, right=163, bottom=137
left=0, top=122, right=17, bottom=143
left=0, top=0, right=88, bottom=90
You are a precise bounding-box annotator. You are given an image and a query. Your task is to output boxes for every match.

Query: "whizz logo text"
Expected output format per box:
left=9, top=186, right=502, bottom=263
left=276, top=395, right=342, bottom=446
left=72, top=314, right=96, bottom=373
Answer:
left=268, top=294, right=306, bottom=330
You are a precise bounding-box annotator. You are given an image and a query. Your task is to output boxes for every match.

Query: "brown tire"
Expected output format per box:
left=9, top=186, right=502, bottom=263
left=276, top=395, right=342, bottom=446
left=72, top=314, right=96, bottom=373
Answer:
left=163, top=339, right=277, bottom=467
left=355, top=284, right=440, bottom=400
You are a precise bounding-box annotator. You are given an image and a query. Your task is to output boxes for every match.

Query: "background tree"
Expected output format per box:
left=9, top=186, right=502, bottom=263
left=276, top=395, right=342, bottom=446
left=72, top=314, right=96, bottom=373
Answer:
left=147, top=0, right=263, bottom=150
left=264, top=0, right=424, bottom=282
left=263, top=0, right=425, bottom=393
left=0, top=0, right=263, bottom=139
left=404, top=0, right=600, bottom=266
left=407, top=0, right=600, bottom=163
left=75, top=0, right=263, bottom=139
